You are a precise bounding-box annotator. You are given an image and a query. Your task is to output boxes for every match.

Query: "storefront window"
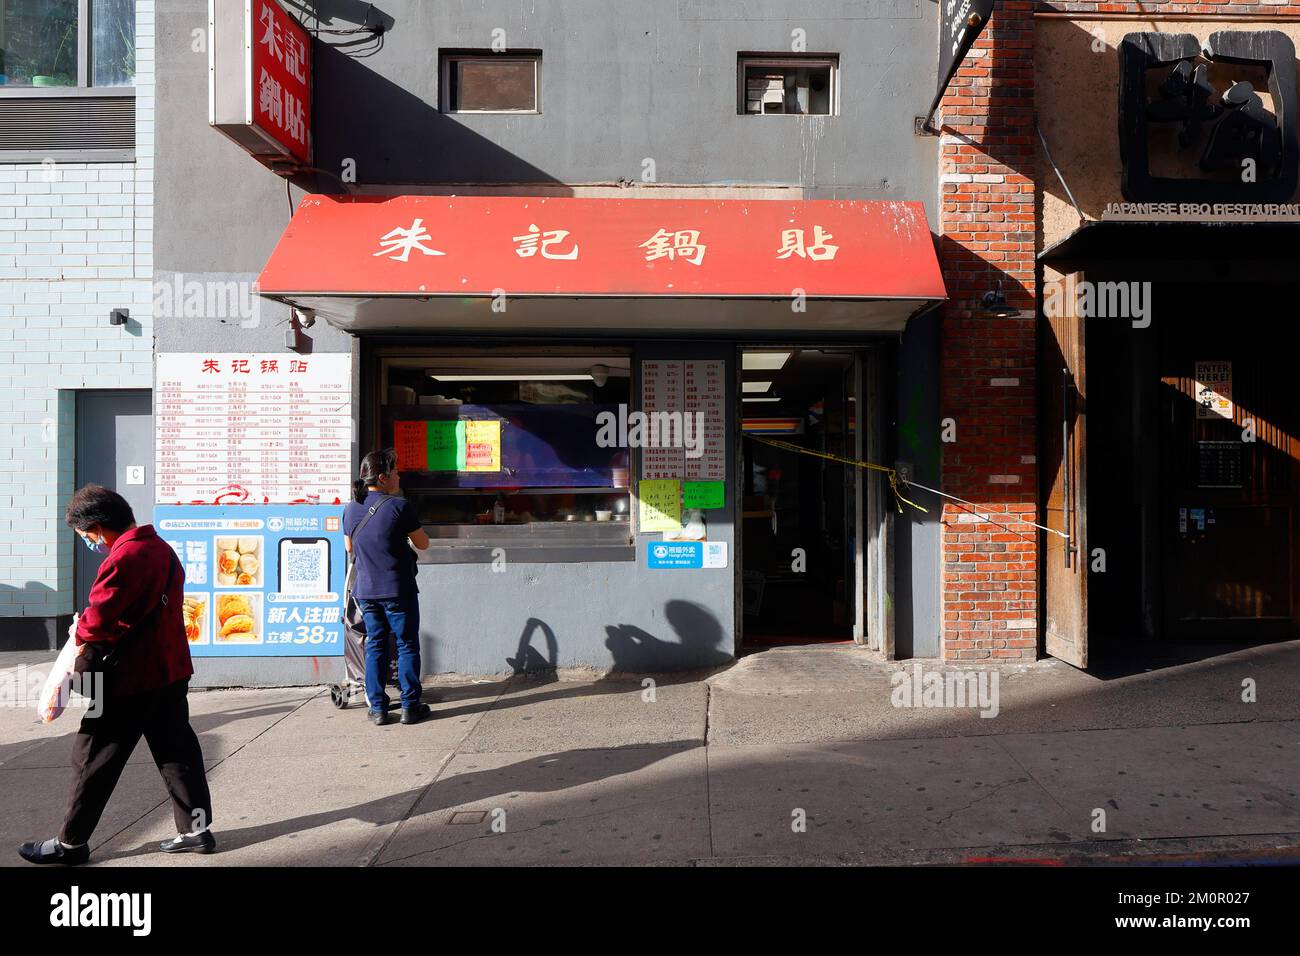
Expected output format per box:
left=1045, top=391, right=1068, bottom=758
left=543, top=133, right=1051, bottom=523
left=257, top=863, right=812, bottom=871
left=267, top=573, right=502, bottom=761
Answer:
left=375, top=351, right=634, bottom=551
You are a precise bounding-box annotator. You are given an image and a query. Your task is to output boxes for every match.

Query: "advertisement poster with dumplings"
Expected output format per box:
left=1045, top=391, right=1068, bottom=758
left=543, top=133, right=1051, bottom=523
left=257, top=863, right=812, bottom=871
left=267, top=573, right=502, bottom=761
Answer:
left=154, top=504, right=346, bottom=657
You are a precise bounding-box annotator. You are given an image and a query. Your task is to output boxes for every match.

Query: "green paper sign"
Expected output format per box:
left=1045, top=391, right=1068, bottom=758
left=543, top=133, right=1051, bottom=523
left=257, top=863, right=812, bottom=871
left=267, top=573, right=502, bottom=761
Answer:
left=683, top=481, right=725, bottom=510
left=427, top=420, right=466, bottom=471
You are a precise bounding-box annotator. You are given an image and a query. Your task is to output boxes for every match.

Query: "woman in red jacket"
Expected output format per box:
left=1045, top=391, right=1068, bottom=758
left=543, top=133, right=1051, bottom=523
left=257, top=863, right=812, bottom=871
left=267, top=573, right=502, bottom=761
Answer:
left=19, top=485, right=215, bottom=865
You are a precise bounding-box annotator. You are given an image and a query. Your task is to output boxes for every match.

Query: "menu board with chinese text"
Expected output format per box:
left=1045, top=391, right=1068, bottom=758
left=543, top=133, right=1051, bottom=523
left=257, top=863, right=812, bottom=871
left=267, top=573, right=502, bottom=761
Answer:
left=638, top=359, right=727, bottom=514
left=685, top=359, right=726, bottom=481
left=156, top=353, right=351, bottom=505
left=640, top=360, right=686, bottom=480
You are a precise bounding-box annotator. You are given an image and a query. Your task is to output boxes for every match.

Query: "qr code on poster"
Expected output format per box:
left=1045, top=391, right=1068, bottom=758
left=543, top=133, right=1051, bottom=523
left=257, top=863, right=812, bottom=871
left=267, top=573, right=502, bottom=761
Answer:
left=281, top=541, right=328, bottom=593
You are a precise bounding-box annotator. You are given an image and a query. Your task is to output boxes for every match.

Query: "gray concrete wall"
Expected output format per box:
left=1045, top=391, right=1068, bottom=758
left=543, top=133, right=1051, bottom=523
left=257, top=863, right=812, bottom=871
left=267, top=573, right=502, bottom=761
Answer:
left=156, top=0, right=939, bottom=268
left=305, top=0, right=938, bottom=206
left=410, top=342, right=737, bottom=676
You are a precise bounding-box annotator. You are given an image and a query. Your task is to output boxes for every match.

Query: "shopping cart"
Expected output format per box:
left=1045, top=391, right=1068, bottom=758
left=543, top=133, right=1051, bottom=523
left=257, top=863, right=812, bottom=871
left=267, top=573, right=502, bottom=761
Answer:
left=330, top=554, right=397, bottom=709
left=329, top=619, right=398, bottom=710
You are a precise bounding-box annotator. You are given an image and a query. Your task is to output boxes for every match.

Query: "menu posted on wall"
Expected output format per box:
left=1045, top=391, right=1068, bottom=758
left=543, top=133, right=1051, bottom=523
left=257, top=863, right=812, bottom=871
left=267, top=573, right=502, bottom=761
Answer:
left=640, top=360, right=686, bottom=480
left=156, top=353, right=352, bottom=505
left=685, top=360, right=726, bottom=481
left=639, top=359, right=726, bottom=482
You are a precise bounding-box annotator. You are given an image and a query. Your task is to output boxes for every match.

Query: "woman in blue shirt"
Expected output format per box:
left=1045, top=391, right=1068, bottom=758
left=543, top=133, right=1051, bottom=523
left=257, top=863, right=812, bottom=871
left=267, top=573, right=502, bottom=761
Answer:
left=343, top=449, right=431, bottom=726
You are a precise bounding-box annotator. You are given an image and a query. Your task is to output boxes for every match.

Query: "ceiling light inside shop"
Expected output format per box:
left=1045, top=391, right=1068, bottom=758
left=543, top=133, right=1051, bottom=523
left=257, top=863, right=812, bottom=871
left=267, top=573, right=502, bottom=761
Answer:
left=428, top=373, right=594, bottom=382
left=742, top=381, right=773, bottom=393
left=743, top=396, right=781, bottom=402
left=742, top=351, right=792, bottom=371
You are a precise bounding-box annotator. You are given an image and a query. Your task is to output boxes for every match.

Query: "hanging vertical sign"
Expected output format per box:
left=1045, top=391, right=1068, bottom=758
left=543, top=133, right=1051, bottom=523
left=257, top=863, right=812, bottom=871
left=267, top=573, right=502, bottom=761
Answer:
left=209, top=0, right=313, bottom=167
left=923, top=0, right=995, bottom=132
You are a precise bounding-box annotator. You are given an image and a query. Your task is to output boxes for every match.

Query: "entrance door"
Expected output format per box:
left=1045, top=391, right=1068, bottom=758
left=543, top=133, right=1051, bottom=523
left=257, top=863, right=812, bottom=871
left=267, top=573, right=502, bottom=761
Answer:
left=1156, top=292, right=1299, bottom=639
left=739, top=348, right=859, bottom=646
left=74, top=390, right=154, bottom=610
left=1042, top=272, right=1087, bottom=667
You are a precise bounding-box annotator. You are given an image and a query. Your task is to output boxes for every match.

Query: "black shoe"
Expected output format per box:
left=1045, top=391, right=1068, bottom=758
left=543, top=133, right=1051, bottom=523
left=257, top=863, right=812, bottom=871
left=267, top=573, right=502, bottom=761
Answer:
left=18, top=838, right=88, bottom=866
left=160, top=831, right=216, bottom=854
left=369, top=708, right=391, bottom=726
left=400, top=702, right=432, bottom=725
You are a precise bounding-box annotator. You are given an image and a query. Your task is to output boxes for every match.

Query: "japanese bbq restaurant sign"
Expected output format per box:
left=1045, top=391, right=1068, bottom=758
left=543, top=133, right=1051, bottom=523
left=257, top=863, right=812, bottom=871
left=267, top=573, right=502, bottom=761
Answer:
left=256, top=195, right=946, bottom=333
left=209, top=0, right=312, bottom=166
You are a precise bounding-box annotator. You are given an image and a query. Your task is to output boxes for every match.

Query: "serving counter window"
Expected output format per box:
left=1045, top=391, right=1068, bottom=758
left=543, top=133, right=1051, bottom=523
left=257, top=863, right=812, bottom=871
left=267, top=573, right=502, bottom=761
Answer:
left=373, top=351, right=634, bottom=561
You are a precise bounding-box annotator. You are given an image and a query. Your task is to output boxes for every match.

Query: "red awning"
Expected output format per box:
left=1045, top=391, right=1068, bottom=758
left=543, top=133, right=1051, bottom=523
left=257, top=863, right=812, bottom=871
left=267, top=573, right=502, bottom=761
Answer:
left=256, top=195, right=946, bottom=333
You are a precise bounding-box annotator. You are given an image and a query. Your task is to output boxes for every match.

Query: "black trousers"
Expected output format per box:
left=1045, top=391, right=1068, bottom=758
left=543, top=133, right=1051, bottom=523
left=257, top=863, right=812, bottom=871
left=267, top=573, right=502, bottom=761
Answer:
left=61, top=678, right=213, bottom=847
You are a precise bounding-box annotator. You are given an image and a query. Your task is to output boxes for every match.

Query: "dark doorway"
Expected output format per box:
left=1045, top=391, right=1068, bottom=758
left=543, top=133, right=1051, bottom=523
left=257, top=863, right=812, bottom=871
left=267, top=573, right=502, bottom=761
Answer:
left=1084, top=282, right=1299, bottom=656
left=74, top=389, right=154, bottom=610
left=739, top=348, right=858, bottom=646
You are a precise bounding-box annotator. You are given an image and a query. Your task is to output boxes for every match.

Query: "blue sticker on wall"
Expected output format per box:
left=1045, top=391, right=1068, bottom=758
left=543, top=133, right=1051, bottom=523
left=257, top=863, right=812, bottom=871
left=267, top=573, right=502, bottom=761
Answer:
left=646, top=540, right=728, bottom=569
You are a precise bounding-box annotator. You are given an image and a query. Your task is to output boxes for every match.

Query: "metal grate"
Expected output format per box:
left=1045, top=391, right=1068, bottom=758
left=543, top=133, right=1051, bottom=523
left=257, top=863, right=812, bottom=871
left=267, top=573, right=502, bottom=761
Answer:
left=447, top=810, right=489, bottom=825
left=0, top=95, right=135, bottom=151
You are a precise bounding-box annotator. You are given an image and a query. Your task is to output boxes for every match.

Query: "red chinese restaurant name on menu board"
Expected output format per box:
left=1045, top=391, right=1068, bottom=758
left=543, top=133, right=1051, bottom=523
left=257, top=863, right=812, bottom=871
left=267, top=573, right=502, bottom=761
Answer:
left=155, top=353, right=351, bottom=506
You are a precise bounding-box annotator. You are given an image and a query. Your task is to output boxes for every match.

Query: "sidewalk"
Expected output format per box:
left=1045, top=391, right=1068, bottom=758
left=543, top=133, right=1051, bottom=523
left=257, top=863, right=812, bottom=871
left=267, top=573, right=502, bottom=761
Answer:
left=2, top=641, right=1298, bottom=866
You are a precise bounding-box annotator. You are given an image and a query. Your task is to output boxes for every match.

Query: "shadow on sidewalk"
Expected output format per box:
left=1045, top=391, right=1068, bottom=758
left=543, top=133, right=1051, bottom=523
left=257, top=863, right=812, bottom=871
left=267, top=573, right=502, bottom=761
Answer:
left=95, top=741, right=701, bottom=864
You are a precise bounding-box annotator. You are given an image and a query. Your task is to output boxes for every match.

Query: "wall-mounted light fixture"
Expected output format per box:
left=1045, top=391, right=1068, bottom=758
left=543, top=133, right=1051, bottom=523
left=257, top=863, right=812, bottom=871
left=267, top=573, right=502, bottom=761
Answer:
left=286, top=310, right=308, bottom=351
left=980, top=281, right=1017, bottom=318
left=109, top=308, right=129, bottom=326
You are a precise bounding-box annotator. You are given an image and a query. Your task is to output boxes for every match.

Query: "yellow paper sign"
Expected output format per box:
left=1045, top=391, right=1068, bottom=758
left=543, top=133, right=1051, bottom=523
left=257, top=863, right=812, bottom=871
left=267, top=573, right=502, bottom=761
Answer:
left=638, top=479, right=682, bottom=532
left=463, top=420, right=502, bottom=472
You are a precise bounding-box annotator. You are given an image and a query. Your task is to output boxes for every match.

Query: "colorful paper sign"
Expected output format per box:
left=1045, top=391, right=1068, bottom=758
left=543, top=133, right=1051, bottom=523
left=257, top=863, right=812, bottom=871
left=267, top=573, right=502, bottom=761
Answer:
left=426, top=420, right=463, bottom=471
left=464, top=420, right=502, bottom=472
left=394, top=420, right=428, bottom=471
left=155, top=504, right=345, bottom=658
left=638, top=479, right=682, bottom=532
left=683, top=481, right=725, bottom=510
left=393, top=419, right=504, bottom=473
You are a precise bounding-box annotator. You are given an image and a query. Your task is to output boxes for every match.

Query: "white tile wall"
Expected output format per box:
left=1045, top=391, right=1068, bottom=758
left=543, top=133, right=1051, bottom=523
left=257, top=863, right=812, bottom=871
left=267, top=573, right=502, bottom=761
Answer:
left=0, top=2, right=155, bottom=620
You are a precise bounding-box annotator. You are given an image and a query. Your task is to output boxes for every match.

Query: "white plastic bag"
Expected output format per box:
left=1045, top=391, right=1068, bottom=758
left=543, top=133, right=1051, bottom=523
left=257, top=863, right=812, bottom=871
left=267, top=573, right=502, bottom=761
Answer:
left=36, top=617, right=80, bottom=724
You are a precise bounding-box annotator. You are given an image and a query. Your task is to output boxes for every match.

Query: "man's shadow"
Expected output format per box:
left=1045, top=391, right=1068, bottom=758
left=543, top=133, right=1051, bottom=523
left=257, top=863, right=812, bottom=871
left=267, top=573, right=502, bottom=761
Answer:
left=605, top=600, right=732, bottom=673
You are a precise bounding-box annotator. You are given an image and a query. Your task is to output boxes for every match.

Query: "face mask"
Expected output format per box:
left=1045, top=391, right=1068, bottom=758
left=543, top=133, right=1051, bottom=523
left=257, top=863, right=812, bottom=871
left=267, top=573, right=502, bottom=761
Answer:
left=81, top=533, right=106, bottom=554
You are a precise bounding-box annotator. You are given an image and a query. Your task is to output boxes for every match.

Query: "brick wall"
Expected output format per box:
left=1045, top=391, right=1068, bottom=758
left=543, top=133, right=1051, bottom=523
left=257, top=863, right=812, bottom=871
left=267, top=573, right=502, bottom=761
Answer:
left=0, top=2, right=155, bottom=628
left=1036, top=2, right=1294, bottom=12
left=937, top=1, right=1039, bottom=661
left=935, top=1, right=1289, bottom=662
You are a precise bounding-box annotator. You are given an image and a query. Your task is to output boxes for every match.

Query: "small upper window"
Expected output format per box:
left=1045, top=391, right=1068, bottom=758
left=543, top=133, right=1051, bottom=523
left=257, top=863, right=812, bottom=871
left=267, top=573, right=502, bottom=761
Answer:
left=739, top=55, right=837, bottom=115
left=0, top=0, right=135, bottom=89
left=441, top=51, right=540, bottom=113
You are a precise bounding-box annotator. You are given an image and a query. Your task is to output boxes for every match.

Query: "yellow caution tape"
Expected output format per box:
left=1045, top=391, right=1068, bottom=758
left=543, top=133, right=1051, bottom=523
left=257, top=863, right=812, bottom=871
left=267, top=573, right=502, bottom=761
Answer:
left=744, top=434, right=927, bottom=515
left=745, top=433, right=1069, bottom=542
